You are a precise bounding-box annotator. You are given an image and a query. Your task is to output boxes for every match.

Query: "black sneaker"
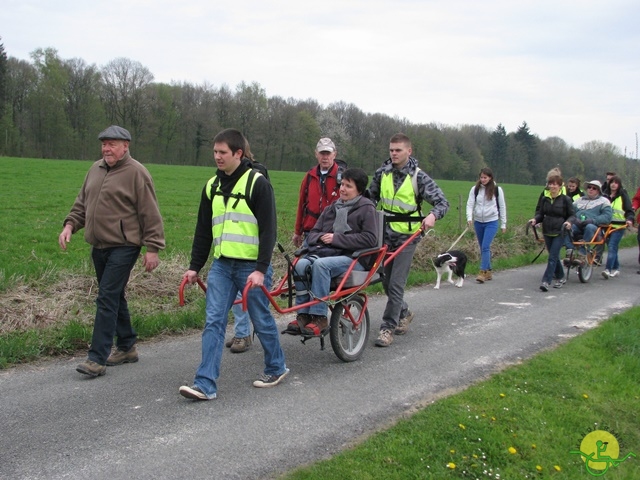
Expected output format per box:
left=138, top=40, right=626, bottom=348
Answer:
left=253, top=368, right=289, bottom=388
left=179, top=385, right=216, bottom=400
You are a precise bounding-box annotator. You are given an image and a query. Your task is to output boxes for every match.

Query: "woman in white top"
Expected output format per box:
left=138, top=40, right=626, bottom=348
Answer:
left=466, top=168, right=507, bottom=283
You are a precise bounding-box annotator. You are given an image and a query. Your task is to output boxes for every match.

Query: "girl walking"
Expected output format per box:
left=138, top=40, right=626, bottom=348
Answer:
left=466, top=168, right=507, bottom=283
left=528, top=173, right=574, bottom=291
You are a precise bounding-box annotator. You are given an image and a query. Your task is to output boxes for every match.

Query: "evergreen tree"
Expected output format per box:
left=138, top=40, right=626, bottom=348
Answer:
left=487, top=124, right=508, bottom=180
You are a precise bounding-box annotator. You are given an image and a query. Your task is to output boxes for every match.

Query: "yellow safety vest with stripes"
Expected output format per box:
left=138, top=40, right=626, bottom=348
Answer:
left=380, top=172, right=422, bottom=234
left=206, top=169, right=261, bottom=260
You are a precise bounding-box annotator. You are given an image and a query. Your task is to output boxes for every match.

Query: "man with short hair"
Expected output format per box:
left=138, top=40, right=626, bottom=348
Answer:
left=368, top=133, right=449, bottom=347
left=179, top=128, right=288, bottom=401
left=292, top=137, right=343, bottom=248
left=602, top=171, right=616, bottom=196
left=59, top=125, right=165, bottom=377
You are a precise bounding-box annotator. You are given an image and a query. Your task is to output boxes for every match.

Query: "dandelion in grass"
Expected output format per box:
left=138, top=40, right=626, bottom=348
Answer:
left=531, top=444, right=536, bottom=449
left=536, top=465, right=543, bottom=472
left=450, top=449, right=455, bottom=454
left=583, top=393, right=589, bottom=399
left=459, top=423, right=466, bottom=430
left=554, top=465, right=561, bottom=471
left=499, top=393, right=506, bottom=398
left=447, top=462, right=456, bottom=469
left=508, top=447, right=517, bottom=454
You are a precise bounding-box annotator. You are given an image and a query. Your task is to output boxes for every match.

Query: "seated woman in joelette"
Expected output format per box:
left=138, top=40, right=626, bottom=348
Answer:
left=285, top=168, right=378, bottom=336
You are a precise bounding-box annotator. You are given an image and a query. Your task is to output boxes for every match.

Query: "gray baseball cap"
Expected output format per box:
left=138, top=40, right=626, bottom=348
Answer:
left=316, top=137, right=336, bottom=152
left=98, top=125, right=131, bottom=141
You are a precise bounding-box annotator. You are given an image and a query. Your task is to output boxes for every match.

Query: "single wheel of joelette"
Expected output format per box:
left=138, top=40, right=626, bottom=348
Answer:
left=329, top=294, right=370, bottom=362
left=578, top=262, right=593, bottom=283
left=578, top=250, right=594, bottom=283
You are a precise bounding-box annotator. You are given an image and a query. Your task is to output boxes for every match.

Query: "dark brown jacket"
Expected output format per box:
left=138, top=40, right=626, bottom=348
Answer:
left=64, top=152, right=165, bottom=252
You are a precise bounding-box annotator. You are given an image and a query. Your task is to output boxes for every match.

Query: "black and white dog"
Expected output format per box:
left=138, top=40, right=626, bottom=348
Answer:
left=433, top=250, right=467, bottom=289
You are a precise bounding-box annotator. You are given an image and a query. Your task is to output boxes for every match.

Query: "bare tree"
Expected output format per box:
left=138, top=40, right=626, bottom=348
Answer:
left=63, top=58, right=104, bottom=158
left=101, top=58, right=154, bottom=145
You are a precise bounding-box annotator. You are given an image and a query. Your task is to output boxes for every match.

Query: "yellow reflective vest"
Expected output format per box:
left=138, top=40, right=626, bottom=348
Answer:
left=611, top=196, right=625, bottom=222
left=379, top=172, right=421, bottom=234
left=206, top=169, right=261, bottom=260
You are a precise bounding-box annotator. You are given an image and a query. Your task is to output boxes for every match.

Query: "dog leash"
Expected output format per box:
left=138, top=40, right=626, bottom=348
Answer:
left=447, top=227, right=469, bottom=251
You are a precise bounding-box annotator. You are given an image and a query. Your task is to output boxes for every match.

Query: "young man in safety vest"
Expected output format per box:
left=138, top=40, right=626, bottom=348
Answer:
left=179, top=129, right=288, bottom=400
left=368, top=133, right=449, bottom=347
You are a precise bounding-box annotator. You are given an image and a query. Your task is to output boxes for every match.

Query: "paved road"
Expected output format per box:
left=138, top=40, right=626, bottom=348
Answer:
left=2, top=248, right=640, bottom=480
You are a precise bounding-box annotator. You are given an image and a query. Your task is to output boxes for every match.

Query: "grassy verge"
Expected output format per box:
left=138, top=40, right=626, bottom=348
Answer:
left=280, top=307, right=640, bottom=479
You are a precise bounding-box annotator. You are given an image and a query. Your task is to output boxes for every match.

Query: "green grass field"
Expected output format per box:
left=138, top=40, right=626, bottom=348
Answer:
left=0, top=156, right=542, bottom=290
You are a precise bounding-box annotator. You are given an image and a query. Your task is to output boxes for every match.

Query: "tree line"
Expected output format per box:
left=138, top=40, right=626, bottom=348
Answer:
left=0, top=39, right=638, bottom=187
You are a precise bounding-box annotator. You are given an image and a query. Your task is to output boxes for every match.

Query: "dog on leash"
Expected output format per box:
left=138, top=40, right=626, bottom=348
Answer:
left=433, top=250, right=467, bottom=289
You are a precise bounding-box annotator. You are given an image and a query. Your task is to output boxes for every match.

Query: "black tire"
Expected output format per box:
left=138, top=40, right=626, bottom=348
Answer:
left=578, top=261, right=593, bottom=283
left=329, top=295, right=370, bottom=362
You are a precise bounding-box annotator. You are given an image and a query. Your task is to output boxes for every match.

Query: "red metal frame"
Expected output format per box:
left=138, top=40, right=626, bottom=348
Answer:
left=178, top=227, right=425, bottom=331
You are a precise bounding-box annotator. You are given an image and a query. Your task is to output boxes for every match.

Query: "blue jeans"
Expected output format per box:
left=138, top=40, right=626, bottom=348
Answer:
left=474, top=220, right=498, bottom=271
left=572, top=223, right=598, bottom=253
left=542, top=235, right=565, bottom=284
left=605, top=228, right=624, bottom=271
left=194, top=258, right=286, bottom=397
left=89, top=246, right=141, bottom=364
left=294, top=255, right=362, bottom=317
left=231, top=292, right=251, bottom=338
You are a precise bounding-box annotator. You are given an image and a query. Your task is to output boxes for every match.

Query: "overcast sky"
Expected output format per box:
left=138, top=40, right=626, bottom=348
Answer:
left=3, top=0, right=639, bottom=156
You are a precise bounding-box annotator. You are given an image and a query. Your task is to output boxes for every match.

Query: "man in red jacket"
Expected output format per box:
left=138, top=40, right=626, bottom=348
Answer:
left=292, top=138, right=343, bottom=248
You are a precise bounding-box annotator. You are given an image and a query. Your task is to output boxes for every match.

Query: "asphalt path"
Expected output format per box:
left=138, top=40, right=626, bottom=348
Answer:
left=2, top=248, right=640, bottom=480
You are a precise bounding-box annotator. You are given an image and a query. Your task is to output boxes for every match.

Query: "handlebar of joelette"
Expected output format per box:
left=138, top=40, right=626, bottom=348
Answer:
left=178, top=276, right=206, bottom=306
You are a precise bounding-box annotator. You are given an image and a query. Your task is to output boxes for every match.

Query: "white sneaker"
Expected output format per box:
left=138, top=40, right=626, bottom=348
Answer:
left=601, top=270, right=610, bottom=279
left=609, top=270, right=620, bottom=277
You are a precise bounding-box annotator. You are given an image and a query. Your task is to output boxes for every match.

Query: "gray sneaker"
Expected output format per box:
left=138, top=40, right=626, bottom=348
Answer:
left=539, top=282, right=549, bottom=292
left=106, top=345, right=139, bottom=366
left=179, top=385, right=216, bottom=400
left=253, top=368, right=290, bottom=388
left=230, top=336, right=252, bottom=353
left=375, top=328, right=394, bottom=347
left=76, top=359, right=106, bottom=377
left=394, top=311, right=414, bottom=335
